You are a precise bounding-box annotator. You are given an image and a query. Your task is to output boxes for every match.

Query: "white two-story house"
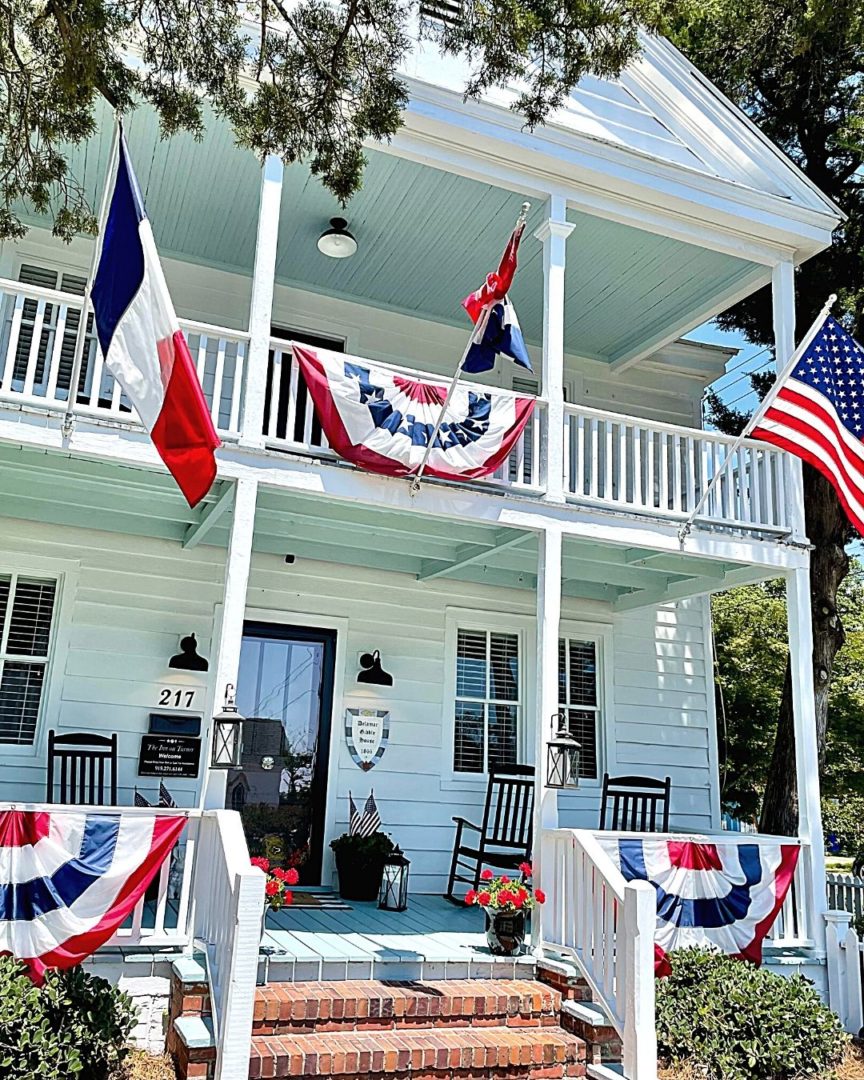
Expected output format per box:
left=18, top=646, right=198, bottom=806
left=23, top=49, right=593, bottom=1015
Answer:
left=0, top=24, right=846, bottom=1080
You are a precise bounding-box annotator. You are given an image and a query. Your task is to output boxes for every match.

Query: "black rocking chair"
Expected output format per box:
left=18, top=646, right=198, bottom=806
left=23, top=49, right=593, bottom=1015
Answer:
left=46, top=730, right=118, bottom=806
left=445, top=764, right=534, bottom=903
left=599, top=773, right=671, bottom=832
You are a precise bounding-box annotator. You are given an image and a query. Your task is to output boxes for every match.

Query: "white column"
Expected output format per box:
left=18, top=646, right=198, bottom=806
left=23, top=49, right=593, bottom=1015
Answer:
left=772, top=259, right=806, bottom=542
left=202, top=477, right=258, bottom=809
left=534, top=197, right=575, bottom=504
left=786, top=564, right=828, bottom=951
left=533, top=524, right=563, bottom=940
left=240, top=155, right=284, bottom=448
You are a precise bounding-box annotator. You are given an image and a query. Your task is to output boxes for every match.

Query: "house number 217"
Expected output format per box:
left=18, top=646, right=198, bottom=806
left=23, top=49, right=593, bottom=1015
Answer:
left=158, top=688, right=197, bottom=709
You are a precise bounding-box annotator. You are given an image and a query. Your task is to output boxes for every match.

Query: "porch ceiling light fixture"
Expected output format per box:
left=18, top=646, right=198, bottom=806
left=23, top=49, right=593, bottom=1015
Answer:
left=211, top=683, right=244, bottom=769
left=357, top=650, right=393, bottom=687
left=317, top=217, right=357, bottom=259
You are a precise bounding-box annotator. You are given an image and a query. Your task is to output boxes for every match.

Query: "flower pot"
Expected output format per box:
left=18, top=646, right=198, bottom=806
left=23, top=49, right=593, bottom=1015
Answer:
left=485, top=908, right=526, bottom=956
left=334, top=848, right=387, bottom=901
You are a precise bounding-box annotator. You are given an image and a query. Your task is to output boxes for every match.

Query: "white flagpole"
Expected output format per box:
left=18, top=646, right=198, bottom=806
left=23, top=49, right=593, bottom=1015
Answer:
left=61, top=117, right=122, bottom=439
left=408, top=201, right=531, bottom=496
left=678, top=292, right=838, bottom=542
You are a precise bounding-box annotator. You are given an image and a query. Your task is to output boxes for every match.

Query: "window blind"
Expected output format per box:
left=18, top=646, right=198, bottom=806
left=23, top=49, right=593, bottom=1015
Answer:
left=0, top=574, right=57, bottom=745
left=454, top=629, right=520, bottom=772
left=558, top=637, right=600, bottom=779
left=11, top=264, right=90, bottom=395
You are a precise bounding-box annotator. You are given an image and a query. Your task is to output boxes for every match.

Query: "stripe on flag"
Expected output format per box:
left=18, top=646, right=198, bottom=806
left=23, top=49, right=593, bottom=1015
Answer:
left=158, top=781, right=177, bottom=809
left=752, top=315, right=864, bottom=534
left=349, top=792, right=362, bottom=837
left=91, top=131, right=220, bottom=508
left=358, top=792, right=381, bottom=837
left=0, top=809, right=185, bottom=981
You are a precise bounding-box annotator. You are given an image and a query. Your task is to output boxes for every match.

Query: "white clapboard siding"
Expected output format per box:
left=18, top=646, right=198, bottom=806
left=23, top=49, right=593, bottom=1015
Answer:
left=0, top=515, right=716, bottom=890
left=0, top=517, right=224, bottom=806
left=247, top=556, right=717, bottom=892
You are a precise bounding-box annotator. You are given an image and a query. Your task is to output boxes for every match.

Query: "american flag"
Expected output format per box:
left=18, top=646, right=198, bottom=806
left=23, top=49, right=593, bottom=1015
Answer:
left=158, top=781, right=177, bottom=808
left=349, top=790, right=382, bottom=837
left=134, top=788, right=151, bottom=808
left=752, top=315, right=864, bottom=534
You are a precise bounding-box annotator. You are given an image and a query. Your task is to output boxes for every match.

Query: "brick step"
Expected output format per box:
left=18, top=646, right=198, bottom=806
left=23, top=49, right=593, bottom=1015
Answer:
left=248, top=1023, right=586, bottom=1078
left=253, top=979, right=561, bottom=1036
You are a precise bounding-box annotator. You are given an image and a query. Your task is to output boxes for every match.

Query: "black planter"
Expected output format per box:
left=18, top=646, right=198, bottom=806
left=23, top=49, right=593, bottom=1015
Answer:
left=334, top=848, right=387, bottom=901
left=485, top=909, right=526, bottom=956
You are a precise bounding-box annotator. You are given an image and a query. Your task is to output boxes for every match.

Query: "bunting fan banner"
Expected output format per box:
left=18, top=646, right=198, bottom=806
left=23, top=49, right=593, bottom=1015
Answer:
left=293, top=346, right=535, bottom=481
left=0, top=809, right=186, bottom=981
left=596, top=836, right=800, bottom=975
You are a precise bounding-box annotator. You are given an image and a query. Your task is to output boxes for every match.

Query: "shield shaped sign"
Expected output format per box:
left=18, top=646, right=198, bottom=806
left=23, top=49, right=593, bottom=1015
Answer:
left=345, top=708, right=389, bottom=771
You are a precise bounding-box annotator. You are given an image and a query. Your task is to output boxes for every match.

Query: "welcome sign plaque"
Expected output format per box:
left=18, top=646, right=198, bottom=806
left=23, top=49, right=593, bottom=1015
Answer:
left=345, top=708, right=389, bottom=771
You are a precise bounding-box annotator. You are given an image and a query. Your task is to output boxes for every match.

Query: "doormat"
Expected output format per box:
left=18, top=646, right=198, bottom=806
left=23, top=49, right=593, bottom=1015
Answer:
left=289, top=892, right=352, bottom=910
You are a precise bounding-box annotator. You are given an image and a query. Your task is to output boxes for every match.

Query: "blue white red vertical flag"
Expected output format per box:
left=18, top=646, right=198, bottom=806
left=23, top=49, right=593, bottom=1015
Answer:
left=597, top=836, right=799, bottom=975
left=0, top=809, right=186, bottom=981
left=751, top=315, right=864, bottom=534
left=91, top=131, right=220, bottom=508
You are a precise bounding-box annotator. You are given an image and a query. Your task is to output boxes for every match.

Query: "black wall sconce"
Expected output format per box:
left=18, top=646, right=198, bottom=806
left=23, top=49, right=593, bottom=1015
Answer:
left=169, top=633, right=209, bottom=672
left=357, top=650, right=393, bottom=686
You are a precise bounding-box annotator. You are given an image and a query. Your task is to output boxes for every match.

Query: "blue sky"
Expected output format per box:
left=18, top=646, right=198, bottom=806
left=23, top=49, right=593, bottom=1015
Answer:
left=685, top=322, right=774, bottom=421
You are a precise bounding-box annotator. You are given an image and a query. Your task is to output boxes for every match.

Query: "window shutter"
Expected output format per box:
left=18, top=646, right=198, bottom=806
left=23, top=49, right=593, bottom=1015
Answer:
left=511, top=376, right=539, bottom=485
left=419, top=0, right=462, bottom=29
left=0, top=574, right=57, bottom=745
left=13, top=264, right=89, bottom=395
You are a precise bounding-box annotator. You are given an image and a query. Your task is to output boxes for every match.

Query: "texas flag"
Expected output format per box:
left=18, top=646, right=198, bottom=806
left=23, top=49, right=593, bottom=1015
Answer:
left=463, top=298, right=533, bottom=374
left=91, top=132, right=220, bottom=507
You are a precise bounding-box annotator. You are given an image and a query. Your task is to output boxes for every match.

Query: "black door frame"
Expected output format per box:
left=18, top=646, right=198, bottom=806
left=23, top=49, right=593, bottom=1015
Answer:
left=241, top=621, right=338, bottom=885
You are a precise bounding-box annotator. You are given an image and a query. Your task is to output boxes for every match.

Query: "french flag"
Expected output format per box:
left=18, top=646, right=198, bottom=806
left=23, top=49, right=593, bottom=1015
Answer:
left=91, top=132, right=220, bottom=507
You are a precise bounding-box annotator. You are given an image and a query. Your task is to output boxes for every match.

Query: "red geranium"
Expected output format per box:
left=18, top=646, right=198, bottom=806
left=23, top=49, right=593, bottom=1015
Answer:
left=518, top=862, right=533, bottom=876
left=252, top=856, right=297, bottom=911
left=463, top=872, right=545, bottom=913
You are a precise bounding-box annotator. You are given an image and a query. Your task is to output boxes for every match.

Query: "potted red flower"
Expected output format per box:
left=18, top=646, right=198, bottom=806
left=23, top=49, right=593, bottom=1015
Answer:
left=464, top=862, right=545, bottom=956
left=251, top=857, right=299, bottom=943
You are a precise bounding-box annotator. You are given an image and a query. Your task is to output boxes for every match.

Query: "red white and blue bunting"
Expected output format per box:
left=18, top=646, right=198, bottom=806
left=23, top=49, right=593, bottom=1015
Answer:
left=293, top=346, right=536, bottom=481
left=0, top=809, right=186, bottom=981
left=597, top=836, right=800, bottom=974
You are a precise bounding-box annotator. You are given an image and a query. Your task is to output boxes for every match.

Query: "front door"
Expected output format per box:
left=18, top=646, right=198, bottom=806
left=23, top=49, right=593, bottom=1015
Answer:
left=227, top=623, right=336, bottom=885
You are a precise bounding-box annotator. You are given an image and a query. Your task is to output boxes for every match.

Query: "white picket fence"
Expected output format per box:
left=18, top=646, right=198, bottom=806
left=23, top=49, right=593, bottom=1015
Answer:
left=827, top=872, right=864, bottom=921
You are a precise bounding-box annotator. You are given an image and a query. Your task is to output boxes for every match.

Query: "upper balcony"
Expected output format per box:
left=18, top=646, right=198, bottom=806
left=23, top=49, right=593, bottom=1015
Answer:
left=0, top=274, right=795, bottom=539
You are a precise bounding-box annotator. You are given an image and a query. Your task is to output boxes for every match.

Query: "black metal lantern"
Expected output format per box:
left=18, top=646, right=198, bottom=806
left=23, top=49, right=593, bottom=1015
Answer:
left=211, top=683, right=244, bottom=769
left=547, top=715, right=581, bottom=789
left=378, top=846, right=410, bottom=911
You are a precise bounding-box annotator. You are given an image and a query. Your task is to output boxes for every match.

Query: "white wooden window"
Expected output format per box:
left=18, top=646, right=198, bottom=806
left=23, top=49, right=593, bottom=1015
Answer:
left=558, top=636, right=602, bottom=779
left=453, top=628, right=521, bottom=773
left=0, top=574, right=57, bottom=745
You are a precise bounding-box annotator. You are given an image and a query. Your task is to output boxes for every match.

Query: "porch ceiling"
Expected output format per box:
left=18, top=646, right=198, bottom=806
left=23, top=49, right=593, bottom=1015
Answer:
left=0, top=445, right=764, bottom=607
left=17, top=103, right=764, bottom=366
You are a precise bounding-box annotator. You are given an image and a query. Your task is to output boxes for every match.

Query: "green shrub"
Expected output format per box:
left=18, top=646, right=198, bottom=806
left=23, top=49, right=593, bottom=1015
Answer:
left=655, top=949, right=847, bottom=1080
left=0, top=957, right=137, bottom=1078
left=822, top=794, right=864, bottom=856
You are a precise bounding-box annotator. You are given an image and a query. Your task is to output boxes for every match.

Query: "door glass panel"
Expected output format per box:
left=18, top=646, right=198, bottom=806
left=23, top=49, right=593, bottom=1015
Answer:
left=228, top=628, right=333, bottom=885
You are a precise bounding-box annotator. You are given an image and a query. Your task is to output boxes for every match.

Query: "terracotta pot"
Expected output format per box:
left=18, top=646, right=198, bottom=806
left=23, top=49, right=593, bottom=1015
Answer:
left=485, top=908, right=526, bottom=955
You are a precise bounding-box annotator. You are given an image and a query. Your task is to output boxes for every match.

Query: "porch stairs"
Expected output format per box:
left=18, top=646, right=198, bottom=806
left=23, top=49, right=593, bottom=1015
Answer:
left=167, top=957, right=627, bottom=1079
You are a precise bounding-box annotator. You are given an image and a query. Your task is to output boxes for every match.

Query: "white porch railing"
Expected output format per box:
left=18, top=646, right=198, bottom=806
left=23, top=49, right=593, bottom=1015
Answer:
left=193, top=809, right=266, bottom=1080
left=540, top=830, right=814, bottom=1080
left=563, top=403, right=793, bottom=533
left=541, top=829, right=658, bottom=1080
left=0, top=278, right=248, bottom=437
left=826, top=912, right=864, bottom=1035
left=264, top=339, right=544, bottom=492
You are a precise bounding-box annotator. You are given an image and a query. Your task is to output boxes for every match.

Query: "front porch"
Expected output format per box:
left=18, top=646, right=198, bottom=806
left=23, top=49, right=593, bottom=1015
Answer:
left=260, top=893, right=536, bottom=983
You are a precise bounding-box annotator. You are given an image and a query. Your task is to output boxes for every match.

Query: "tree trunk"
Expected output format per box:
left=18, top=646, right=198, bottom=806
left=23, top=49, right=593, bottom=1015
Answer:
left=759, top=465, right=850, bottom=835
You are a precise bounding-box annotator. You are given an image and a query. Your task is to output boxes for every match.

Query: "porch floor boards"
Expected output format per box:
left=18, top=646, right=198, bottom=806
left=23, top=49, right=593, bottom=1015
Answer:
left=261, top=894, right=536, bottom=984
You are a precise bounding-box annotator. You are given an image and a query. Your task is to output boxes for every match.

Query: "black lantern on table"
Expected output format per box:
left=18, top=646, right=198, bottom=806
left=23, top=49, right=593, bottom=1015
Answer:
left=211, top=683, right=244, bottom=768
left=546, top=714, right=581, bottom=789
left=378, top=846, right=410, bottom=911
